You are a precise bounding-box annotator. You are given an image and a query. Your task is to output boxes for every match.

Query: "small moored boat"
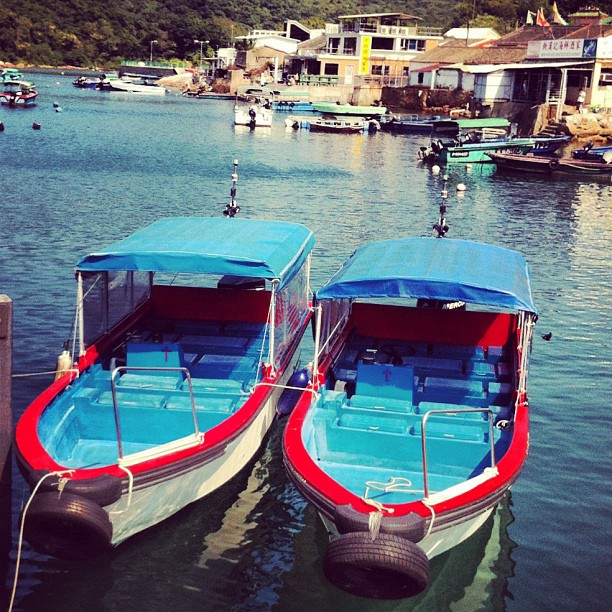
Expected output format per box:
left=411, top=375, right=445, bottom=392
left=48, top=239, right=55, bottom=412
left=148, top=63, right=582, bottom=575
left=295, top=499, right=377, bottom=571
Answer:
left=309, top=116, right=367, bottom=134
left=0, top=80, right=38, bottom=107
left=234, top=86, right=273, bottom=127
left=311, top=101, right=387, bottom=117
left=15, top=216, right=315, bottom=559
left=486, top=151, right=612, bottom=176
left=283, top=235, right=537, bottom=599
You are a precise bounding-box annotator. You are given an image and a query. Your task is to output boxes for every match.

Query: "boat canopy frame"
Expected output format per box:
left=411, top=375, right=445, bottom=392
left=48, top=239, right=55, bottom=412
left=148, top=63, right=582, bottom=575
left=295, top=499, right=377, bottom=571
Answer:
left=73, top=218, right=315, bottom=372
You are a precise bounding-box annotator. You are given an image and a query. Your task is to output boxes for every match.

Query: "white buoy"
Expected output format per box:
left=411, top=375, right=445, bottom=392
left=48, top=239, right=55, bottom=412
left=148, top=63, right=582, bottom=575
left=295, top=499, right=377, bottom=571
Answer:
left=432, top=165, right=441, bottom=174
left=457, top=183, right=467, bottom=191
left=54, top=347, right=72, bottom=381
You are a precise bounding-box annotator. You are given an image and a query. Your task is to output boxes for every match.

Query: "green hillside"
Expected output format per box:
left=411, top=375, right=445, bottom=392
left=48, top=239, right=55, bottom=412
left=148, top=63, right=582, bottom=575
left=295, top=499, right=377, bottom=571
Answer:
left=0, top=0, right=610, bottom=68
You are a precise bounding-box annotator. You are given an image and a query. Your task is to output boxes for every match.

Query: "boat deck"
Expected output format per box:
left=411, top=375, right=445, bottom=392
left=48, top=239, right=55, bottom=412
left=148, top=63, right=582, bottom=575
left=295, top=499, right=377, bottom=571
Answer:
left=39, top=319, right=269, bottom=467
left=305, top=332, right=515, bottom=503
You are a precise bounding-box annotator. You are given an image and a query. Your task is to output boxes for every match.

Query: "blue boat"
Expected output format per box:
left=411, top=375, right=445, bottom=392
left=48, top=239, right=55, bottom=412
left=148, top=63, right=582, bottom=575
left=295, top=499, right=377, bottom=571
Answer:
left=571, top=141, right=612, bottom=161
left=380, top=114, right=444, bottom=134
left=15, top=217, right=315, bottom=559
left=283, top=237, right=537, bottom=599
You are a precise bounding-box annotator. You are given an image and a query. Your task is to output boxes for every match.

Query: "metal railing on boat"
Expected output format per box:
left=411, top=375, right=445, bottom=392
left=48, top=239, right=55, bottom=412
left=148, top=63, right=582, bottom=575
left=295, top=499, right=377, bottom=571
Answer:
left=110, top=366, right=199, bottom=461
left=420, top=407, right=497, bottom=498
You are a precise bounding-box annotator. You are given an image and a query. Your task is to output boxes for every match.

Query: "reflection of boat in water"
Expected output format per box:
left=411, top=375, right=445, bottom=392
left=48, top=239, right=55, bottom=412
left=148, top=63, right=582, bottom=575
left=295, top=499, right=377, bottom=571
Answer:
left=278, top=492, right=518, bottom=609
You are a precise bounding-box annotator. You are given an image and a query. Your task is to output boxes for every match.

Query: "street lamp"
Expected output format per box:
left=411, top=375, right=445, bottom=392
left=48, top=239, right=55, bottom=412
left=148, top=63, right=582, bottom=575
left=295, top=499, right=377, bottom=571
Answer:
left=150, top=39, right=158, bottom=63
left=194, top=39, right=209, bottom=70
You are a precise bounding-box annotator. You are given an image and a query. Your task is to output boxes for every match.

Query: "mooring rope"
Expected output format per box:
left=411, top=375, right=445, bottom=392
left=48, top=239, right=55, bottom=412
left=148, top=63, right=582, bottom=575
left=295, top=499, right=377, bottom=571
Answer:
left=9, top=470, right=75, bottom=612
left=109, top=465, right=134, bottom=515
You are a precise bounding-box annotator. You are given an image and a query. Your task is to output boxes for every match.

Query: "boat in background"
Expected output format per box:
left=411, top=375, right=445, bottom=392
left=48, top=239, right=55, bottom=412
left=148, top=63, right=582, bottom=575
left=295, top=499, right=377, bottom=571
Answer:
left=0, top=80, right=38, bottom=107
left=311, top=101, right=387, bottom=117
left=234, top=86, right=273, bottom=127
left=14, top=215, right=315, bottom=559
left=107, top=76, right=167, bottom=95
left=380, top=114, right=444, bottom=134
left=486, top=151, right=612, bottom=176
left=571, top=141, right=612, bottom=162
left=308, top=116, right=370, bottom=134
left=419, top=117, right=569, bottom=164
left=0, top=67, right=23, bottom=82
left=283, top=232, right=537, bottom=599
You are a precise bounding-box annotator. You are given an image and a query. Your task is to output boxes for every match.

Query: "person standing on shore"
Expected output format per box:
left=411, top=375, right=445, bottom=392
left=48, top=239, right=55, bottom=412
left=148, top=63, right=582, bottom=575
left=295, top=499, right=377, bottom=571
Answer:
left=576, top=89, right=585, bottom=112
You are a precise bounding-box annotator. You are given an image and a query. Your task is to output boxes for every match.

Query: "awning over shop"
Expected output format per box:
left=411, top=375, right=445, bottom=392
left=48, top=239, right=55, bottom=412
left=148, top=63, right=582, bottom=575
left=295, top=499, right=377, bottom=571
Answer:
left=447, top=60, right=594, bottom=73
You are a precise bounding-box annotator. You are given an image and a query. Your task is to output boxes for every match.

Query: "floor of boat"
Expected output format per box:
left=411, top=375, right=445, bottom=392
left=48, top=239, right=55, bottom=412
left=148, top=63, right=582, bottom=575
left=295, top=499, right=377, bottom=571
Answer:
left=305, top=332, right=514, bottom=499
left=39, top=318, right=271, bottom=468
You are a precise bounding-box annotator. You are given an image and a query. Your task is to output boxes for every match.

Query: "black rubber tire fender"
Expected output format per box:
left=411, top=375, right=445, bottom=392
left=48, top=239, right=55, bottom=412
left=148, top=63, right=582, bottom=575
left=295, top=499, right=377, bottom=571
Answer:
left=334, top=504, right=426, bottom=543
left=549, top=158, right=560, bottom=170
left=23, top=492, right=113, bottom=559
left=323, top=531, right=430, bottom=599
left=38, top=474, right=123, bottom=507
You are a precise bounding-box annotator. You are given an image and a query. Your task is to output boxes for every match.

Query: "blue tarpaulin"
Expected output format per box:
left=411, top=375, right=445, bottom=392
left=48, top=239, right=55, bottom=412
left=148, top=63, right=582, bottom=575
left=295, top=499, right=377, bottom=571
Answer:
left=316, top=237, right=537, bottom=313
left=76, top=218, right=315, bottom=290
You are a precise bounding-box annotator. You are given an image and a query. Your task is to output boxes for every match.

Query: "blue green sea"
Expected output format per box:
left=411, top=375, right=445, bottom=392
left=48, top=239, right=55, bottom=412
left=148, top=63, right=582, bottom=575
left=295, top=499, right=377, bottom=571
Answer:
left=1, top=73, right=610, bottom=611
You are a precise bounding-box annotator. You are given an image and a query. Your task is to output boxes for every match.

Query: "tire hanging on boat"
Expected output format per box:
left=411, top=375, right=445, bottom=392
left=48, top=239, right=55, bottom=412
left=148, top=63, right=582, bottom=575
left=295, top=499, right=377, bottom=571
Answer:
left=23, top=492, right=113, bottom=559
left=323, top=531, right=430, bottom=599
left=333, top=504, right=426, bottom=542
left=549, top=159, right=560, bottom=170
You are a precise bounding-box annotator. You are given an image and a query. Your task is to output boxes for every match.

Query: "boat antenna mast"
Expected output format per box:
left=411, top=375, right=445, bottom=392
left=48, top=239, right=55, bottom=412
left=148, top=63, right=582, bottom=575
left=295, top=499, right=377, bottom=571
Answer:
left=432, top=174, right=450, bottom=238
left=223, top=159, right=241, bottom=217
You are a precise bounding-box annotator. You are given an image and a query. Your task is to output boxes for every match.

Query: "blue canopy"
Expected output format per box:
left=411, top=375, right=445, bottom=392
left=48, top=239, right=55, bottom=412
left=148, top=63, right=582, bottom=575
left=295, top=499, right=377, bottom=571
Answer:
left=76, top=218, right=315, bottom=290
left=316, top=237, right=537, bottom=314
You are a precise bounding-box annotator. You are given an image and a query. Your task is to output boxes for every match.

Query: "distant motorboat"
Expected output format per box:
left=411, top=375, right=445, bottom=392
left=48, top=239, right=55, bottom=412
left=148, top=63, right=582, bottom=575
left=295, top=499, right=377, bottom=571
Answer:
left=107, top=77, right=167, bottom=95
left=486, top=151, right=612, bottom=176
left=312, top=101, right=387, bottom=117
left=0, top=80, right=38, bottom=107
left=233, top=87, right=273, bottom=127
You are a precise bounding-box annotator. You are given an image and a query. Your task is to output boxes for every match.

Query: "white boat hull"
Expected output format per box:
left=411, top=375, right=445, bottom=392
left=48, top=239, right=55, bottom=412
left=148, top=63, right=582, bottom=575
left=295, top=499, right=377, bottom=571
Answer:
left=234, top=107, right=273, bottom=127
left=108, top=79, right=167, bottom=95
left=107, top=353, right=297, bottom=545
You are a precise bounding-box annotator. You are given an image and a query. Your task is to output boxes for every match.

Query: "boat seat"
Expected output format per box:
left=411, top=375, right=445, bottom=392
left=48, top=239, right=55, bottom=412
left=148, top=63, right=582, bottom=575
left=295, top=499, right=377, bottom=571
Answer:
left=355, top=362, right=414, bottom=401
left=124, top=341, right=185, bottom=386
left=185, top=378, right=245, bottom=393
left=165, top=393, right=239, bottom=413
left=95, top=390, right=167, bottom=409
left=117, top=373, right=184, bottom=390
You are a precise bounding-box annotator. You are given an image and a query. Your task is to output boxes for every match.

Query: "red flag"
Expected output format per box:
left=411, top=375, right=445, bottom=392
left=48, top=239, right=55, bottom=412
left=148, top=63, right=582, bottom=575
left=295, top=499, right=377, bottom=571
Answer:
left=536, top=7, right=550, bottom=26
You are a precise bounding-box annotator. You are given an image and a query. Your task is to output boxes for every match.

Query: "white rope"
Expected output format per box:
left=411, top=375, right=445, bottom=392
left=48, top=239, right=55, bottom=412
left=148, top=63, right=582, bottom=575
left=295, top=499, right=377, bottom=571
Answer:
left=9, top=470, right=75, bottom=612
left=364, top=477, right=417, bottom=499
left=12, top=368, right=79, bottom=379
left=359, top=497, right=395, bottom=541
left=253, top=296, right=274, bottom=387
left=109, top=465, right=134, bottom=515
left=421, top=499, right=437, bottom=539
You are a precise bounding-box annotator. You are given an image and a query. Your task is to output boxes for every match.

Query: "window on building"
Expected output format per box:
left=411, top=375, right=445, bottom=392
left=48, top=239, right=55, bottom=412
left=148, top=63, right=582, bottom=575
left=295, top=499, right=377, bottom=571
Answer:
left=417, top=72, right=424, bottom=84
left=371, top=37, right=394, bottom=51
left=324, top=64, right=339, bottom=75
left=328, top=38, right=340, bottom=54
left=400, top=39, right=426, bottom=52
left=343, top=37, right=357, bottom=55
left=371, top=65, right=383, bottom=75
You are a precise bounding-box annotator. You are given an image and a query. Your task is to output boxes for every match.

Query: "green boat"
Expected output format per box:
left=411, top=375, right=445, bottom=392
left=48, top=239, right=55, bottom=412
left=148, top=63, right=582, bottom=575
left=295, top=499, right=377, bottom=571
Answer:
left=418, top=117, right=570, bottom=165
left=312, top=101, right=387, bottom=117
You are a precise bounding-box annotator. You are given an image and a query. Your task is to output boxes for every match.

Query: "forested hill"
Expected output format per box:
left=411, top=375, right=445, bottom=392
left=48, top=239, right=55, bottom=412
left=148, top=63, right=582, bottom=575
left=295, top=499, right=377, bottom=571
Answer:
left=1, top=0, right=611, bottom=68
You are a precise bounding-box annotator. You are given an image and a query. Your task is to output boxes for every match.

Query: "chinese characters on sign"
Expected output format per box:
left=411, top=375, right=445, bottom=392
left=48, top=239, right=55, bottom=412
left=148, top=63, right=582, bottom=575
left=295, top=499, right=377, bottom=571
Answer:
left=527, top=38, right=599, bottom=59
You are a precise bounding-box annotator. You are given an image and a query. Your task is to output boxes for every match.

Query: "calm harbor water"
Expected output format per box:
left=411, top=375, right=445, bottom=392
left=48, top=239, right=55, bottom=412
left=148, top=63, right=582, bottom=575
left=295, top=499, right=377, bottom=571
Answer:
left=1, top=74, right=610, bottom=611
